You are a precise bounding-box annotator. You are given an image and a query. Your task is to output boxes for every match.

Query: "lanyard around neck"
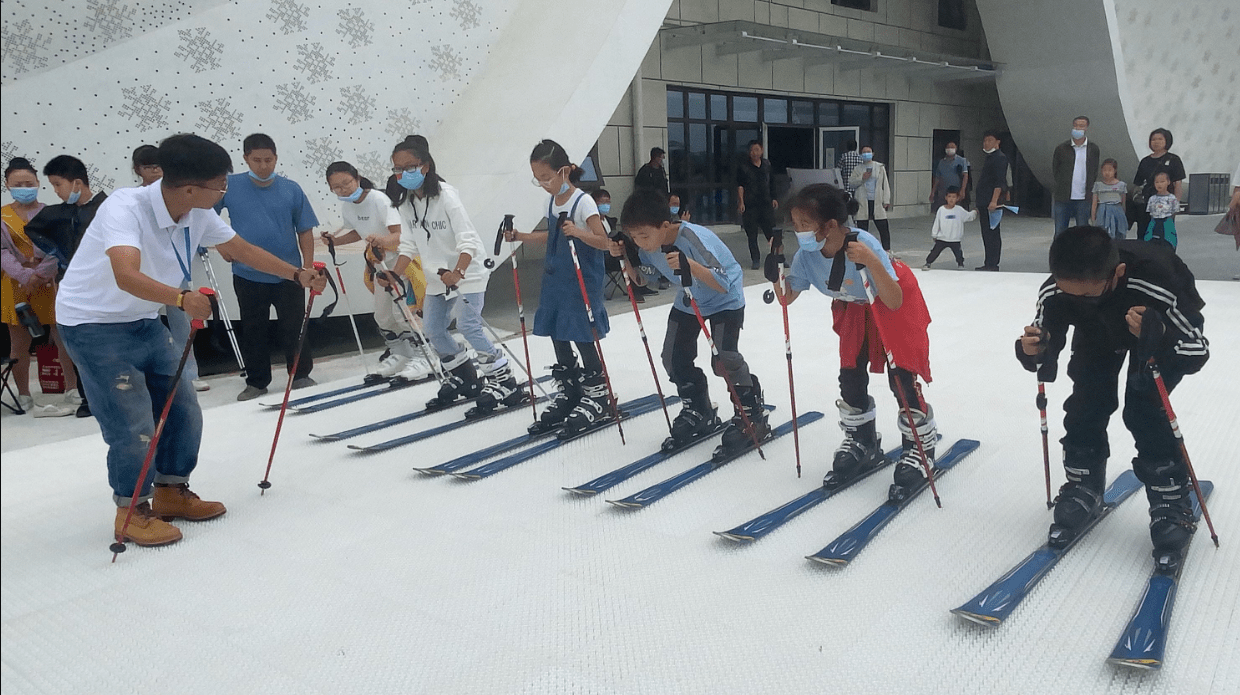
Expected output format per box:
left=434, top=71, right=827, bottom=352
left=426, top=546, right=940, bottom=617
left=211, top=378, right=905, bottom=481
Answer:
left=170, top=226, right=192, bottom=286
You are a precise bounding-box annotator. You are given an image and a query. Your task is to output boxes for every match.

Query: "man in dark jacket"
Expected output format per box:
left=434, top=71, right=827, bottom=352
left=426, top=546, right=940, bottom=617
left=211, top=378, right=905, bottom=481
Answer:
left=975, top=131, right=1009, bottom=270
left=1051, top=116, right=1101, bottom=237
left=634, top=147, right=669, bottom=194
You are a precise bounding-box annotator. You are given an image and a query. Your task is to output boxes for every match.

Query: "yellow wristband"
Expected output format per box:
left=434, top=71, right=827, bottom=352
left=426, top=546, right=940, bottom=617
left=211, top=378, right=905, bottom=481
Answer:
left=176, top=290, right=189, bottom=310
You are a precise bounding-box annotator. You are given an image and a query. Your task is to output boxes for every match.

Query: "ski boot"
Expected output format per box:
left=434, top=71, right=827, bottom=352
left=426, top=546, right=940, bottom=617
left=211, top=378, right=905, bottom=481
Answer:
left=715, top=376, right=771, bottom=460
left=826, top=397, right=883, bottom=487
left=562, top=370, right=614, bottom=438
left=468, top=358, right=527, bottom=417
left=661, top=382, right=721, bottom=452
left=1047, top=444, right=1107, bottom=547
left=528, top=364, right=581, bottom=434
left=888, top=406, right=937, bottom=502
left=1135, top=457, right=1197, bottom=572
left=424, top=359, right=483, bottom=410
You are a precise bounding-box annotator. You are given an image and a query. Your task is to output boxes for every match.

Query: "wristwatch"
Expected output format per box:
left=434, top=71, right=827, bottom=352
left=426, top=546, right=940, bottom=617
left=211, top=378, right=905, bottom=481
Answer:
left=176, top=289, right=191, bottom=311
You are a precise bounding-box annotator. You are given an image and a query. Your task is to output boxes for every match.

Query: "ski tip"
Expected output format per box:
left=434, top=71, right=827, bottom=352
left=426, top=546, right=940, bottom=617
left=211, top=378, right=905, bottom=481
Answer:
left=345, top=445, right=369, bottom=452
left=713, top=531, right=752, bottom=543
left=1106, top=657, right=1161, bottom=671
left=950, top=609, right=1002, bottom=628
left=450, top=472, right=480, bottom=480
left=308, top=434, right=336, bottom=442
left=805, top=555, right=847, bottom=567
left=412, top=468, right=446, bottom=476
left=605, top=499, right=640, bottom=509
left=562, top=487, right=598, bottom=496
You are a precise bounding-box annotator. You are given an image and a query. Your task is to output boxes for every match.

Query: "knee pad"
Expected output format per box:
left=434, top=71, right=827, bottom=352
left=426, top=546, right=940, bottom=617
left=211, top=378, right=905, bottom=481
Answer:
left=712, top=351, right=745, bottom=379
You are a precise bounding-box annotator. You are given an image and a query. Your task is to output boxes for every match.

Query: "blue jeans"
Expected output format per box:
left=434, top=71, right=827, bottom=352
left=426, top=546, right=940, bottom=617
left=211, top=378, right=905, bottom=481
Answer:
left=422, top=291, right=497, bottom=370
left=59, top=319, right=203, bottom=506
left=1053, top=200, right=1091, bottom=237
left=163, top=303, right=200, bottom=382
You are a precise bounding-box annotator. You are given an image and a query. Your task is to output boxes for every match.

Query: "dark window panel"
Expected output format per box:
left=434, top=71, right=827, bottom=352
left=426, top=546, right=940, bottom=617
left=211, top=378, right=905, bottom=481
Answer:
left=733, top=96, right=758, bottom=122
left=667, top=90, right=684, bottom=120
left=711, top=94, right=728, bottom=121
left=938, top=0, right=967, bottom=30
left=688, top=92, right=707, bottom=120
left=763, top=98, right=788, bottom=124
left=819, top=102, right=840, bottom=126
left=841, top=103, right=869, bottom=127
left=832, top=0, right=873, bottom=10
left=791, top=100, right=814, bottom=125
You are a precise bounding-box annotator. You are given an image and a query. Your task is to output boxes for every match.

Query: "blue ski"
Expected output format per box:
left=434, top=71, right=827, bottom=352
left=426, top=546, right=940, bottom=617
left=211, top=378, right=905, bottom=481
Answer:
left=451, top=396, right=673, bottom=480
left=310, top=375, right=552, bottom=441
left=1107, top=481, right=1214, bottom=671
left=413, top=394, right=663, bottom=475
left=950, top=470, right=1143, bottom=626
left=806, top=438, right=981, bottom=566
left=347, top=392, right=553, bottom=454
left=260, top=378, right=389, bottom=409
left=292, top=374, right=434, bottom=414
left=713, top=443, right=905, bottom=543
left=605, top=412, right=825, bottom=509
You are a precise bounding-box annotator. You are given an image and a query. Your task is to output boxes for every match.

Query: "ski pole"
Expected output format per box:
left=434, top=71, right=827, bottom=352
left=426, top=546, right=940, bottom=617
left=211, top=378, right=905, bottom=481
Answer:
left=1148, top=358, right=1220, bottom=547
left=495, top=215, right=539, bottom=422
left=666, top=245, right=764, bottom=460
left=1037, top=382, right=1054, bottom=509
left=371, top=250, right=447, bottom=383
left=259, top=262, right=326, bottom=495
left=855, top=261, right=941, bottom=507
left=197, top=248, right=246, bottom=377
left=112, top=288, right=218, bottom=561
left=607, top=233, right=672, bottom=434
left=563, top=213, right=624, bottom=445
left=763, top=240, right=802, bottom=477
left=323, top=234, right=368, bottom=364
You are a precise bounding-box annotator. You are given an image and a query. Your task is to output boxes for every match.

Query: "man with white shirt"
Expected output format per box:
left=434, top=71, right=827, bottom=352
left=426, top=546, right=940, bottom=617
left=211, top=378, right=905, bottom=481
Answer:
left=1051, top=116, right=1100, bottom=237
left=56, top=134, right=326, bottom=548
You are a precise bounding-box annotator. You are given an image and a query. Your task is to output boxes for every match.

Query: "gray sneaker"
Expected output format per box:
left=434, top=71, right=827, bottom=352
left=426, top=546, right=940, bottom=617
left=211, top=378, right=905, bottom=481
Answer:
left=291, top=377, right=317, bottom=390
left=237, top=385, right=268, bottom=401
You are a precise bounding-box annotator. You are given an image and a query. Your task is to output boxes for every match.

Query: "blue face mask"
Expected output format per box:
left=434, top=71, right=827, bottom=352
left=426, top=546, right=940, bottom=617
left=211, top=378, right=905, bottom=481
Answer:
left=338, top=187, right=364, bottom=203
left=669, top=206, right=680, bottom=215
left=596, top=203, right=611, bottom=215
left=66, top=185, right=82, bottom=205
left=861, top=152, right=874, bottom=162
left=10, top=187, right=38, bottom=204
left=796, top=231, right=825, bottom=253
left=248, top=170, right=277, bottom=183
left=1071, top=128, right=1086, bottom=140
left=398, top=168, right=425, bottom=191
left=557, top=180, right=570, bottom=196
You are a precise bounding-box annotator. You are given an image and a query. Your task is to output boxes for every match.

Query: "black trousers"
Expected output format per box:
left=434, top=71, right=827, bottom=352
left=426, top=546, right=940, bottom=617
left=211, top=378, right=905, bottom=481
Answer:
left=979, top=210, right=1001, bottom=268
left=925, top=240, right=964, bottom=265
left=234, top=275, right=313, bottom=389
left=552, top=339, right=600, bottom=373
left=662, top=307, right=751, bottom=399
left=856, top=201, right=891, bottom=250
left=741, top=204, right=779, bottom=262
left=839, top=332, right=921, bottom=413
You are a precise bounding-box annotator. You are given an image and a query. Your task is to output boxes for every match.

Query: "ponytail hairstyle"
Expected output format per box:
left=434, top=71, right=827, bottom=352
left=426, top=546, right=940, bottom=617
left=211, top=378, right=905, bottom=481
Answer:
left=529, top=139, right=584, bottom=186
left=786, top=184, right=859, bottom=229
left=386, top=135, right=443, bottom=207
left=4, top=156, right=38, bottom=183
left=324, top=161, right=375, bottom=191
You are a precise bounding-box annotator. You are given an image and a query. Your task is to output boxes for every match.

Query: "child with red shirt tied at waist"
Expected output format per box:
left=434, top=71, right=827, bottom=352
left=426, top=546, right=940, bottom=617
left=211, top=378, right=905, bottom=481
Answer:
left=769, top=184, right=937, bottom=499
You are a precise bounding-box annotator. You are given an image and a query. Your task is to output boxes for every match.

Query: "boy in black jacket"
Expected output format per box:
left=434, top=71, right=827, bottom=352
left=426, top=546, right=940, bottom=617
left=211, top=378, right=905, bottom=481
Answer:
left=1017, top=227, right=1208, bottom=566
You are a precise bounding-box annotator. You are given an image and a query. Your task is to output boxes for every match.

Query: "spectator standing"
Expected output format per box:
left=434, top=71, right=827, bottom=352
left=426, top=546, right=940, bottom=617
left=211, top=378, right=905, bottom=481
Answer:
left=1131, top=128, right=1186, bottom=235
left=736, top=140, right=781, bottom=269
left=1051, top=116, right=1100, bottom=237
left=634, top=147, right=669, bottom=193
left=836, top=139, right=863, bottom=198
left=215, top=133, right=320, bottom=401
left=1090, top=159, right=1128, bottom=240
left=974, top=131, right=1010, bottom=271
left=922, top=186, right=976, bottom=270
left=930, top=141, right=970, bottom=213
left=848, top=146, right=893, bottom=250
left=132, top=145, right=163, bottom=186
left=1143, top=172, right=1180, bottom=249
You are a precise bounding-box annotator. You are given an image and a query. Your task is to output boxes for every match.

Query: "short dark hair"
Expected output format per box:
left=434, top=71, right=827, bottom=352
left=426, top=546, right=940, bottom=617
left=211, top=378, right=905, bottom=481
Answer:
left=591, top=188, right=610, bottom=201
left=747, top=139, right=762, bottom=149
left=43, top=155, right=90, bottom=184
left=132, top=145, right=160, bottom=171
left=1101, top=158, right=1119, bottom=171
left=158, top=134, right=233, bottom=187
left=621, top=188, right=674, bottom=229
left=650, top=147, right=665, bottom=158
left=1049, top=226, right=1119, bottom=282
left=243, top=133, right=277, bottom=156
left=983, top=130, right=1002, bottom=141
left=787, top=183, right=859, bottom=226
left=843, top=139, right=857, bottom=151
left=945, top=185, right=961, bottom=195
left=1149, top=127, right=1173, bottom=150
left=1072, top=115, right=1090, bottom=125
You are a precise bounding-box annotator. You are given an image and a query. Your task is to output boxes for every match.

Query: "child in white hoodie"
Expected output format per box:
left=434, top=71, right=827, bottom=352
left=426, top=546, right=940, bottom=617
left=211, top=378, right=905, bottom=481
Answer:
left=922, top=186, right=976, bottom=270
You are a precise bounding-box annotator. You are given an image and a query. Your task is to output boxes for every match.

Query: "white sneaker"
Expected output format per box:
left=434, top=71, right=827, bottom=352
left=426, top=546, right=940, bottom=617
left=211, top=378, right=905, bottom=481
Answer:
left=192, top=379, right=210, bottom=392
left=63, top=388, right=84, bottom=405
left=375, top=353, right=409, bottom=378
left=395, top=354, right=433, bottom=382
left=32, top=403, right=74, bottom=418
left=17, top=394, right=34, bottom=413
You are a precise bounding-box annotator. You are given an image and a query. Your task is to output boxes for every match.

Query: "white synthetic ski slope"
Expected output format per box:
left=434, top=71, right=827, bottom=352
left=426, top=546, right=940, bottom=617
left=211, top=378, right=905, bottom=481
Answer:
left=2, top=271, right=1236, bottom=695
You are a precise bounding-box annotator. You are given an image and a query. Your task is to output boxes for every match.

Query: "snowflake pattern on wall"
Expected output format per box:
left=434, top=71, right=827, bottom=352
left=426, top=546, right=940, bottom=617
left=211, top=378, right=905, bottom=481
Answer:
left=429, top=44, right=463, bottom=82
left=174, top=27, right=223, bottom=73
left=194, top=98, right=244, bottom=141
left=294, top=43, right=335, bottom=84
left=450, top=0, right=482, bottom=31
left=384, top=108, right=422, bottom=138
left=118, top=84, right=171, bottom=131
left=274, top=81, right=316, bottom=124
left=356, top=150, right=388, bottom=186
left=85, top=164, right=117, bottom=193
left=267, top=0, right=310, bottom=35
left=301, top=137, right=342, bottom=171
left=337, top=86, right=375, bottom=125
left=1, top=141, right=21, bottom=190
left=336, top=8, right=374, bottom=49
left=84, top=0, right=136, bottom=44
left=1, top=19, right=53, bottom=74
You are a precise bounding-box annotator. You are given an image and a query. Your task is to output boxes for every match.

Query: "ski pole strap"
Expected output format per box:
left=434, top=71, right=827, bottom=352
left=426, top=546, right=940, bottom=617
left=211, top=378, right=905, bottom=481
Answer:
left=494, top=214, right=515, bottom=256
left=195, top=287, right=219, bottom=330
left=324, top=234, right=342, bottom=267
left=661, top=244, right=693, bottom=288
left=827, top=231, right=861, bottom=292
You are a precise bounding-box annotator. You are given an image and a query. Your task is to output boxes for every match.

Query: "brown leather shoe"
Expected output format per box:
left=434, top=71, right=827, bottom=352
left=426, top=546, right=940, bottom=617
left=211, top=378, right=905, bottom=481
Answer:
left=152, top=484, right=227, bottom=521
left=114, top=502, right=183, bottom=547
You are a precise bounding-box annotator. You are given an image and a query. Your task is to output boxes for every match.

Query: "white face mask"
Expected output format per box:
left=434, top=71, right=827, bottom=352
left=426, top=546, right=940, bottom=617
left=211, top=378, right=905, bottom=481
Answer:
left=983, top=147, right=996, bottom=154
left=945, top=148, right=957, bottom=156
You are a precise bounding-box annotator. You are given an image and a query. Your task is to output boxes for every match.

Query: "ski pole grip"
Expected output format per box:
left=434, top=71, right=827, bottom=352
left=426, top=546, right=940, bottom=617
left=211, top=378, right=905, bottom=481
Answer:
left=310, top=261, right=327, bottom=296
left=436, top=268, right=459, bottom=292
left=1035, top=391, right=1047, bottom=411
left=193, top=287, right=218, bottom=330
left=556, top=211, right=569, bottom=232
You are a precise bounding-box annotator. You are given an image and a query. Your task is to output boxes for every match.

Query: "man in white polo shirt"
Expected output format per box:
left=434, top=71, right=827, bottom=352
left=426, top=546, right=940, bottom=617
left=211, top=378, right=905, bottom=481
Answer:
left=56, top=133, right=326, bottom=548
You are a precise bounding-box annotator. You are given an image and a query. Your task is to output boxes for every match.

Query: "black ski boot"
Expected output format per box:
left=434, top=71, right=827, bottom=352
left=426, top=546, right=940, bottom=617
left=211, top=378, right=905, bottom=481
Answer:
left=468, top=359, right=527, bottom=416
left=424, top=360, right=483, bottom=410
left=528, top=364, right=581, bottom=434
left=887, top=406, right=937, bottom=502
left=562, top=370, right=614, bottom=437
left=716, top=376, right=771, bottom=459
left=1136, top=457, right=1197, bottom=572
left=1048, top=444, right=1107, bottom=547
left=827, top=397, right=883, bottom=486
left=662, top=382, right=720, bottom=452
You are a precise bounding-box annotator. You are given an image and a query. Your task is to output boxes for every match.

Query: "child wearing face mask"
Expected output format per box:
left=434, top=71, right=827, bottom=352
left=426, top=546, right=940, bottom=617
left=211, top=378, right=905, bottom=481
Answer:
left=592, top=188, right=654, bottom=299
left=769, top=184, right=937, bottom=500
left=505, top=139, right=614, bottom=437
